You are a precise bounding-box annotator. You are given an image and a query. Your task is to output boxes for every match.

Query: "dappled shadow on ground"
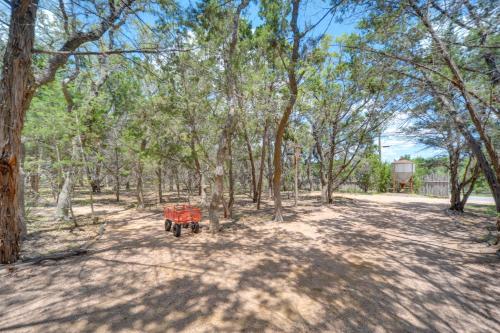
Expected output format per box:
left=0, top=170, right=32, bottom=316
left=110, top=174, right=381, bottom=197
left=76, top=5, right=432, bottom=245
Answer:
left=1, top=194, right=499, bottom=332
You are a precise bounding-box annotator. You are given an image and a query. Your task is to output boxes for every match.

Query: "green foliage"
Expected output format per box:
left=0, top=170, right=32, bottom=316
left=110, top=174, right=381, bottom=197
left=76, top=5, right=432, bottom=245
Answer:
left=354, top=154, right=391, bottom=193
left=24, top=80, right=75, bottom=173
left=377, top=163, right=392, bottom=193
left=18, top=0, right=498, bottom=214
left=411, top=156, right=447, bottom=191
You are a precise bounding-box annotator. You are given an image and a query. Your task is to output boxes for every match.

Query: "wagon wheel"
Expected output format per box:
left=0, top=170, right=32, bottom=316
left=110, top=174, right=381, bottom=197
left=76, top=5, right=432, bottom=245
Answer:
left=164, top=219, right=172, bottom=232
left=173, top=223, right=181, bottom=237
left=183, top=223, right=189, bottom=229
left=191, top=222, right=200, bottom=234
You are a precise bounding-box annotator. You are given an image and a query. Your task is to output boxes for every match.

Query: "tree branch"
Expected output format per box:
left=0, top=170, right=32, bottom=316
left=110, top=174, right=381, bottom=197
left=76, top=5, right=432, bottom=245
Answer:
left=34, top=0, right=135, bottom=87
left=33, top=47, right=193, bottom=56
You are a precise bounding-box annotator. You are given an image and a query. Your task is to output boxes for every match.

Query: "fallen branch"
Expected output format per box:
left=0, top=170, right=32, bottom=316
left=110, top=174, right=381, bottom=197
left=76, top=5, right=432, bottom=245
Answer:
left=1, top=220, right=108, bottom=271
left=21, top=248, right=88, bottom=265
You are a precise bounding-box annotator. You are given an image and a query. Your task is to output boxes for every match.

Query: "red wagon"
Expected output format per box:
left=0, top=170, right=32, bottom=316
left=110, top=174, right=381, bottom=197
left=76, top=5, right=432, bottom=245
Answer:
left=163, top=205, right=202, bottom=237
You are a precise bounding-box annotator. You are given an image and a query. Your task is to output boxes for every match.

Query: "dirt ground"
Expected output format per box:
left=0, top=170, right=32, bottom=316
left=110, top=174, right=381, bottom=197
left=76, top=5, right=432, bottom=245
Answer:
left=1, top=191, right=499, bottom=332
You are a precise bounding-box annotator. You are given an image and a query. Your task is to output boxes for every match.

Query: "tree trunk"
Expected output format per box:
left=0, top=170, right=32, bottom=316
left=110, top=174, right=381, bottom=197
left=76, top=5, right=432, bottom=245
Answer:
left=413, top=3, right=500, bottom=183
left=273, top=127, right=287, bottom=221
left=30, top=145, right=42, bottom=194
left=273, top=0, right=301, bottom=222
left=282, top=140, right=288, bottom=193
left=200, top=171, right=209, bottom=208
left=136, top=139, right=146, bottom=209
left=256, top=118, right=268, bottom=209
left=114, top=147, right=120, bottom=202
left=56, top=171, right=73, bottom=220
left=227, top=133, right=234, bottom=218
left=92, top=163, right=102, bottom=193
left=460, top=162, right=480, bottom=210
left=208, top=0, right=249, bottom=232
left=448, top=147, right=462, bottom=212
left=449, top=144, right=481, bottom=213
left=190, top=131, right=202, bottom=195
left=326, top=119, right=339, bottom=204
left=156, top=164, right=163, bottom=203
left=168, top=169, right=174, bottom=192
left=89, top=184, right=96, bottom=224
left=267, top=131, right=274, bottom=198
left=209, top=156, right=224, bottom=233
left=30, top=173, right=40, bottom=194
left=56, top=136, right=78, bottom=220
left=247, top=160, right=253, bottom=198
left=243, top=125, right=258, bottom=203
left=432, top=84, right=500, bottom=226
left=55, top=63, right=81, bottom=220
left=306, top=151, right=313, bottom=191
left=175, top=169, right=180, bottom=199
left=294, top=145, right=300, bottom=206
left=313, top=126, right=328, bottom=203
left=414, top=4, right=500, bottom=229
left=326, top=156, right=335, bottom=204
left=136, top=171, right=144, bottom=209
left=0, top=0, right=131, bottom=264
left=0, top=0, right=38, bottom=264
left=18, top=143, right=27, bottom=240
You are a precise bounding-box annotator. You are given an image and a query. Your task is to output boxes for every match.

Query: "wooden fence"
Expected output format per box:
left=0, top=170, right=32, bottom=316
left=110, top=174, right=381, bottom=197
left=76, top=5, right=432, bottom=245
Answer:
left=337, top=181, right=363, bottom=192
left=420, top=173, right=449, bottom=198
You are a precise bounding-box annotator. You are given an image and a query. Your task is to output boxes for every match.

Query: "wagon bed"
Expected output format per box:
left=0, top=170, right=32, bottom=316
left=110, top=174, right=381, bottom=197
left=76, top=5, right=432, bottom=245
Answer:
left=163, top=205, right=201, bottom=237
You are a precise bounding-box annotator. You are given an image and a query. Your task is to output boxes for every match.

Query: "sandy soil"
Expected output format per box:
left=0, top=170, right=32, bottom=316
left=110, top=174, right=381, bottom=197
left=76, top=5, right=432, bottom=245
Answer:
left=1, top=192, right=499, bottom=332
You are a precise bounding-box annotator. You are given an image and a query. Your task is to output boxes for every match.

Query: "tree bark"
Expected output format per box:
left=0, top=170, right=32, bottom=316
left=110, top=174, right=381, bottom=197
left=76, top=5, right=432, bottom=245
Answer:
left=136, top=140, right=146, bottom=209
left=256, top=118, right=269, bottom=209
left=294, top=145, right=300, bottom=206
left=460, top=162, right=480, bottom=211
left=267, top=130, right=274, bottom=198
left=189, top=128, right=202, bottom=195
left=0, top=0, right=134, bottom=263
left=156, top=163, right=163, bottom=204
left=200, top=171, right=209, bottom=208
left=272, top=0, right=301, bottom=222
left=326, top=120, right=339, bottom=204
left=243, top=124, right=258, bottom=203
left=306, top=150, right=313, bottom=191
left=227, top=133, right=234, bottom=218
left=168, top=168, right=174, bottom=192
left=208, top=0, right=249, bottom=232
left=313, top=124, right=327, bottom=203
left=55, top=171, right=73, bottom=220
left=114, top=146, right=120, bottom=202
left=0, top=0, right=38, bottom=264
left=449, top=148, right=480, bottom=213
left=30, top=145, right=42, bottom=194
left=55, top=139, right=79, bottom=221
left=55, top=64, right=81, bottom=220
left=18, top=142, right=27, bottom=239
left=448, top=147, right=462, bottom=211
left=175, top=169, right=181, bottom=199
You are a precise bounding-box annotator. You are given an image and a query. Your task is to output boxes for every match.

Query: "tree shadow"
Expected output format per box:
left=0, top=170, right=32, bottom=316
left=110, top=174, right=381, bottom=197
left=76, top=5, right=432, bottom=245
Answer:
left=1, top=195, right=499, bottom=332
